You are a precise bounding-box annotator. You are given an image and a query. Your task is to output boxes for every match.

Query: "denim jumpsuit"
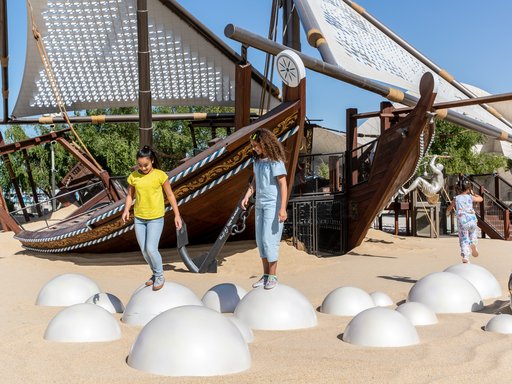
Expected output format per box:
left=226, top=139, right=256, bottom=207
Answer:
left=254, top=159, right=287, bottom=262
left=455, top=194, right=478, bottom=257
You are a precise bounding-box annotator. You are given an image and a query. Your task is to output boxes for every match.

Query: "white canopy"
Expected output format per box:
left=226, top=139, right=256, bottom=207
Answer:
left=13, top=0, right=279, bottom=117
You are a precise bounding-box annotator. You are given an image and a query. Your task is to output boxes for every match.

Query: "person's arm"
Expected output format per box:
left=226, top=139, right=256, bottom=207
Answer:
left=277, top=175, right=288, bottom=223
left=163, top=181, right=182, bottom=230
left=121, top=185, right=135, bottom=223
left=471, top=191, right=483, bottom=203
left=241, top=179, right=255, bottom=210
left=446, top=198, right=455, bottom=215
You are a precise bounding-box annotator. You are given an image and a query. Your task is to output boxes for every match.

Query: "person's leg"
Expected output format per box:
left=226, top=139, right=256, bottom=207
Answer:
left=468, top=221, right=479, bottom=257
left=458, top=225, right=471, bottom=263
left=262, top=205, right=284, bottom=289
left=134, top=218, right=154, bottom=272
left=253, top=208, right=270, bottom=288
left=145, top=217, right=165, bottom=290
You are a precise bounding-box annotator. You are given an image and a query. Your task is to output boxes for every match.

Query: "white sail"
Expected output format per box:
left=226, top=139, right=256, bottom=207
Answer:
left=294, top=0, right=512, bottom=136
left=13, top=0, right=279, bottom=117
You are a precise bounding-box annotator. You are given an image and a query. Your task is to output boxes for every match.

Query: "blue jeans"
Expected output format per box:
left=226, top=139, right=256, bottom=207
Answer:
left=255, top=205, right=283, bottom=262
left=134, top=217, right=165, bottom=277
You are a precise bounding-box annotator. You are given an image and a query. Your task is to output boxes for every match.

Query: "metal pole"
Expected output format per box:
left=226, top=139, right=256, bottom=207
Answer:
left=224, top=24, right=512, bottom=143
left=2, top=112, right=255, bottom=125
left=137, top=0, right=152, bottom=148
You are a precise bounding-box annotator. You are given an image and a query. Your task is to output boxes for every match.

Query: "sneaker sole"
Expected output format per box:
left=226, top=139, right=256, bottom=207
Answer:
left=153, top=283, right=164, bottom=291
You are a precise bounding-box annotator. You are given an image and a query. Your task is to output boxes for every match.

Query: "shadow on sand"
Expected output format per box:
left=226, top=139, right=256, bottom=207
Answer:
left=377, top=275, right=417, bottom=284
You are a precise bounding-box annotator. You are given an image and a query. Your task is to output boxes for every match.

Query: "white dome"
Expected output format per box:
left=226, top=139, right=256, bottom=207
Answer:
left=343, top=307, right=419, bottom=347
left=127, top=306, right=250, bottom=376
left=228, top=316, right=254, bottom=343
left=407, top=272, right=483, bottom=313
left=44, top=303, right=121, bottom=342
left=234, top=284, right=317, bottom=330
left=122, top=282, right=202, bottom=326
left=443, top=264, right=502, bottom=299
left=396, top=302, right=438, bottom=326
left=320, top=286, right=374, bottom=316
left=36, top=273, right=101, bottom=307
left=202, top=283, right=247, bottom=313
left=86, top=292, right=125, bottom=314
left=370, top=291, right=394, bottom=307
left=485, top=314, right=512, bottom=334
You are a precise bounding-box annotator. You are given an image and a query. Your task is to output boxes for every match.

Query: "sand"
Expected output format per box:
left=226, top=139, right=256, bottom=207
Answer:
left=1, top=228, right=511, bottom=383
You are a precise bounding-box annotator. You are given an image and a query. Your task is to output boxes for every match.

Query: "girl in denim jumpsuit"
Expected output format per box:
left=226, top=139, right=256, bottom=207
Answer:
left=241, top=129, right=288, bottom=289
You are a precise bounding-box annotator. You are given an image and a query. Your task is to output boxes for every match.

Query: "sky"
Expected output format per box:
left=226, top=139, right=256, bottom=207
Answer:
left=2, top=0, right=512, bottom=135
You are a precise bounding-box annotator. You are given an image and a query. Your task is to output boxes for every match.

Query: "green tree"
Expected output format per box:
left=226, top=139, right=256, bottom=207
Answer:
left=425, top=120, right=508, bottom=175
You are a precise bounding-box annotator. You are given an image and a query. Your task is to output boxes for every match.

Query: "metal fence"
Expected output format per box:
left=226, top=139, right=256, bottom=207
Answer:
left=284, top=193, right=345, bottom=256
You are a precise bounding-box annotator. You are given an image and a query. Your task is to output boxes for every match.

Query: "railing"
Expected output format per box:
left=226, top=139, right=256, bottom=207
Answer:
left=9, top=181, right=113, bottom=231
left=291, top=152, right=345, bottom=196
left=349, top=139, right=378, bottom=185
left=468, top=173, right=512, bottom=205
left=464, top=176, right=510, bottom=239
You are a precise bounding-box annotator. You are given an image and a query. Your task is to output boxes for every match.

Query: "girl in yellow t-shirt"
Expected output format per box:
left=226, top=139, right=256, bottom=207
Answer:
left=122, top=146, right=182, bottom=291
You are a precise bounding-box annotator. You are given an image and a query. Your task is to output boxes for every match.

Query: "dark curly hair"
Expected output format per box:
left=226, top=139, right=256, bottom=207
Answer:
left=250, top=128, right=286, bottom=163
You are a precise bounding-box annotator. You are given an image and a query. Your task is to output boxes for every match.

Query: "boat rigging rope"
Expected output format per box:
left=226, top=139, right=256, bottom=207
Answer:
left=26, top=0, right=103, bottom=171
left=259, top=0, right=280, bottom=116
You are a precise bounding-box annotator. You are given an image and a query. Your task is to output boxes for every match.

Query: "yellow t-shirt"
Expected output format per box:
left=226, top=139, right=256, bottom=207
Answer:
left=127, top=169, right=169, bottom=220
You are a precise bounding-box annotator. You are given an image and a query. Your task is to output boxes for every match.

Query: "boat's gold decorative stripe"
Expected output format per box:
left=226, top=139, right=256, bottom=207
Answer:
left=21, top=219, right=127, bottom=250
left=174, top=113, right=298, bottom=198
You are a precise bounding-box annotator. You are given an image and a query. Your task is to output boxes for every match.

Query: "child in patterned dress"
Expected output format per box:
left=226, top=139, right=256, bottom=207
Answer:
left=446, top=180, right=483, bottom=263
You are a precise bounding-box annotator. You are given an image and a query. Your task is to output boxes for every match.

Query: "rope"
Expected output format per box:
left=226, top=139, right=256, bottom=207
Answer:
left=259, top=0, right=279, bottom=116
left=26, top=0, right=103, bottom=171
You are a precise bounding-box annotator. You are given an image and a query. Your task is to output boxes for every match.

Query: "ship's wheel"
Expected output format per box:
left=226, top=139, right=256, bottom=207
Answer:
left=275, top=50, right=306, bottom=88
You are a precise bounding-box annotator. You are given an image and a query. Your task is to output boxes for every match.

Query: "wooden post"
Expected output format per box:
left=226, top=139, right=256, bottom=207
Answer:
left=137, top=0, right=152, bottom=148
left=346, top=108, right=358, bottom=187
left=234, top=62, right=252, bottom=130
left=494, top=174, right=500, bottom=200
left=379, top=101, right=394, bottom=134
left=0, top=185, right=9, bottom=231
left=56, top=137, right=120, bottom=202
left=22, top=149, right=43, bottom=217
left=328, top=155, right=340, bottom=192
left=479, top=185, right=486, bottom=238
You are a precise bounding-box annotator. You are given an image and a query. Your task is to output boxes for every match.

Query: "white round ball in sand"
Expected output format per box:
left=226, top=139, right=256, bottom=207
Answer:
left=320, top=286, right=374, bottom=316
left=36, top=273, right=101, bottom=306
left=122, top=282, right=202, bottom=326
left=44, top=303, right=121, bottom=342
left=234, top=284, right=317, bottom=330
left=343, top=307, right=419, bottom=347
left=485, top=314, right=512, bottom=334
left=228, top=316, right=254, bottom=343
left=370, top=291, right=394, bottom=307
left=127, top=306, right=250, bottom=376
left=202, top=283, right=247, bottom=313
left=444, top=264, right=502, bottom=300
left=396, top=302, right=438, bottom=326
left=407, top=272, right=483, bottom=313
left=86, top=292, right=125, bottom=314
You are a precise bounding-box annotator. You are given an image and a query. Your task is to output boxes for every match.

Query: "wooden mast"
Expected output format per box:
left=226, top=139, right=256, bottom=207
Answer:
left=137, top=0, right=152, bottom=148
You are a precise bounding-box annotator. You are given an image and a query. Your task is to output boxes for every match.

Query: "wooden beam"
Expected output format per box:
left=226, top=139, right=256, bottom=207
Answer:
left=234, top=62, right=252, bottom=130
